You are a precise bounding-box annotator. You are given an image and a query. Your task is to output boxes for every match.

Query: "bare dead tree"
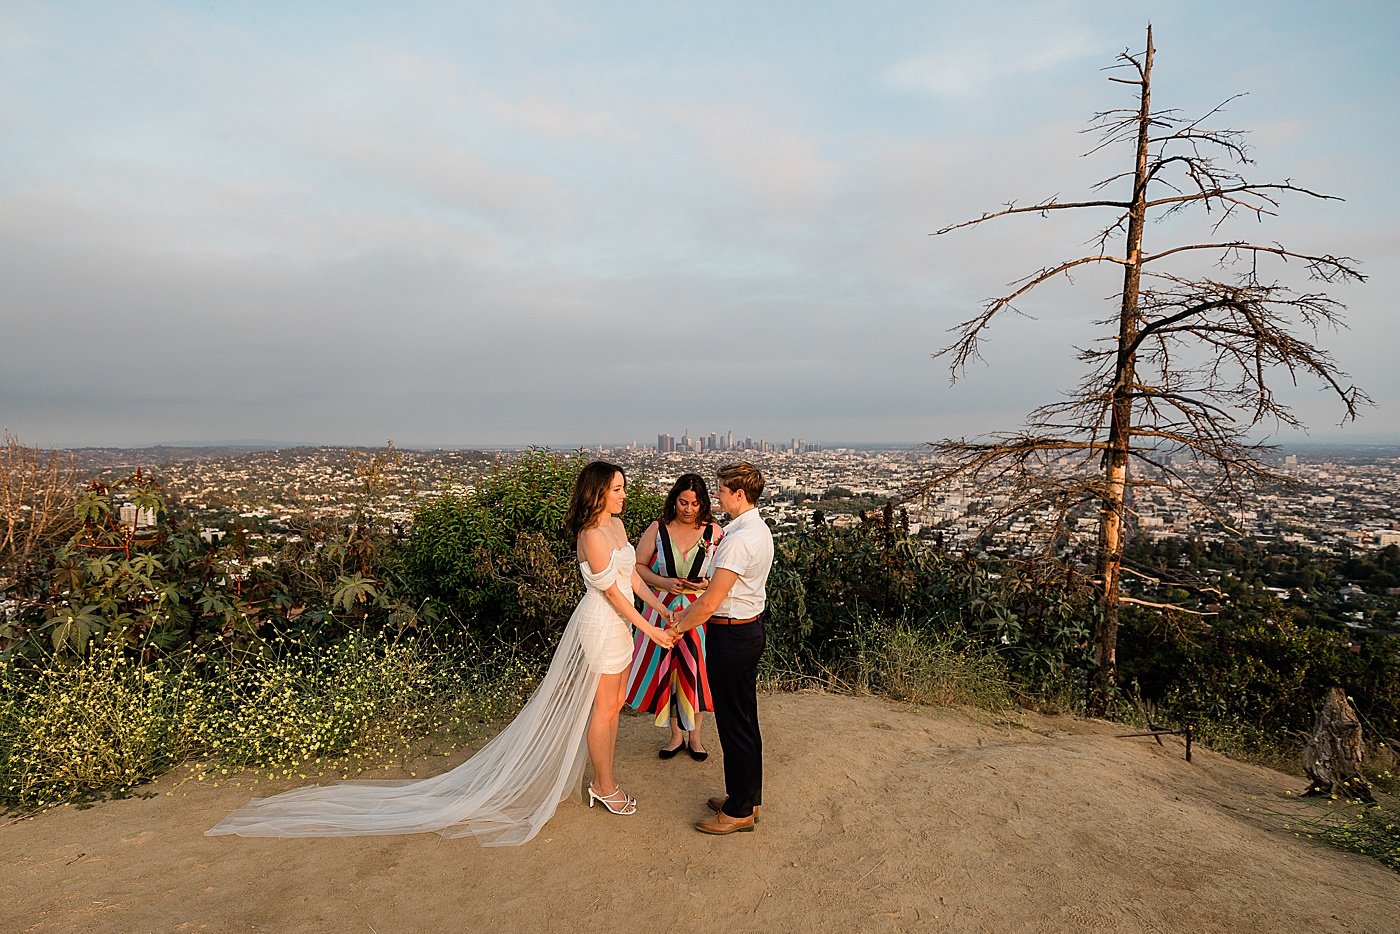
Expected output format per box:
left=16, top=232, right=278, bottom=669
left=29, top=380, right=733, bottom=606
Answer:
left=925, top=26, right=1367, bottom=707
left=0, top=431, right=82, bottom=576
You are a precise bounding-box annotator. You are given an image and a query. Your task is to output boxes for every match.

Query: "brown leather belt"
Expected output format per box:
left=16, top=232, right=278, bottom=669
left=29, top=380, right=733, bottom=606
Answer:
left=708, top=614, right=760, bottom=625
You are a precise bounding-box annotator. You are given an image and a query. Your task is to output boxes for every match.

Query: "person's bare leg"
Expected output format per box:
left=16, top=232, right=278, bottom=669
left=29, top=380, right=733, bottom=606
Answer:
left=664, top=712, right=685, bottom=752
left=587, top=672, right=626, bottom=794
left=688, top=712, right=706, bottom=754
left=615, top=675, right=629, bottom=744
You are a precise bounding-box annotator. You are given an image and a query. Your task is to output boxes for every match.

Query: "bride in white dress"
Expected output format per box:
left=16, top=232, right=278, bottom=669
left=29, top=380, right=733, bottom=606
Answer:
left=207, top=461, right=677, bottom=846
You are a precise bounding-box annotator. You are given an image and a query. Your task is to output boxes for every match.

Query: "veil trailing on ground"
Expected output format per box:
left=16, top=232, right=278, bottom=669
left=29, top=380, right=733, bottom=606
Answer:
left=206, top=607, right=601, bottom=847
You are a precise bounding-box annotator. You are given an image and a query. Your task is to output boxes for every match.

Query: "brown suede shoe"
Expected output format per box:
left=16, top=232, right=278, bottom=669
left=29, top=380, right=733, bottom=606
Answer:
left=706, top=796, right=760, bottom=821
left=694, top=811, right=755, bottom=835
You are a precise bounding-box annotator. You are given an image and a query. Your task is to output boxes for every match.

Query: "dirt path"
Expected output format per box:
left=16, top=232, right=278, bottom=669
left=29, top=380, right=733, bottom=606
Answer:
left=3, top=692, right=1396, bottom=933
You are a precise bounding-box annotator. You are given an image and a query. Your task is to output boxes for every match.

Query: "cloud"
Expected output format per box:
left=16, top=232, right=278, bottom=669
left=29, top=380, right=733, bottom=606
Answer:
left=0, top=1, right=1394, bottom=446
left=883, top=27, right=1106, bottom=102
left=664, top=103, right=837, bottom=217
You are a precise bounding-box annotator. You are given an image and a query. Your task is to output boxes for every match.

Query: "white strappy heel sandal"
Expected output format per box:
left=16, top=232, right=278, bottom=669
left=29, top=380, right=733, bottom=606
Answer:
left=588, top=783, right=637, bottom=815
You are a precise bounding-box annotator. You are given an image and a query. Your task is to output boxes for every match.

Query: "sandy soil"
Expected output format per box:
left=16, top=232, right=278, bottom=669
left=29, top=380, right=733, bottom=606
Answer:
left=3, top=692, right=1396, bottom=934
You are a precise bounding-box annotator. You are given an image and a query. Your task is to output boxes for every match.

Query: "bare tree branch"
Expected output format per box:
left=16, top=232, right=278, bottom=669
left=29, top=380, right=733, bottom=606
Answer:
left=1118, top=596, right=1218, bottom=616
left=1, top=432, right=82, bottom=576
left=1145, top=182, right=1341, bottom=210
left=932, top=198, right=1132, bottom=237
left=935, top=254, right=1129, bottom=378
left=1142, top=242, right=1364, bottom=282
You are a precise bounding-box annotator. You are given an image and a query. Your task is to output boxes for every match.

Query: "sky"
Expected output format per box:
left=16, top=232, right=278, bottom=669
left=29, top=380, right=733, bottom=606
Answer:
left=2, top=0, right=1396, bottom=448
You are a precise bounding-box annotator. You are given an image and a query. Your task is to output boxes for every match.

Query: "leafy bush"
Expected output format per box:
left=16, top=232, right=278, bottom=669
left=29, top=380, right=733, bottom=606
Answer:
left=0, top=635, right=539, bottom=810
left=763, top=506, right=1098, bottom=696
left=400, top=449, right=662, bottom=645
left=1, top=465, right=422, bottom=663
left=0, top=644, right=206, bottom=807
left=194, top=635, right=539, bottom=782
left=1120, top=597, right=1400, bottom=743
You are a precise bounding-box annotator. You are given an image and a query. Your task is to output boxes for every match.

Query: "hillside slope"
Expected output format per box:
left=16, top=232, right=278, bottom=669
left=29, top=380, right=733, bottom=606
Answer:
left=3, top=692, right=1395, bottom=933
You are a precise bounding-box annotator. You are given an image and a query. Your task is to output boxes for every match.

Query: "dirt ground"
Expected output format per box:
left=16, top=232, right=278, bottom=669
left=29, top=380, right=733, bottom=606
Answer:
left=3, top=691, right=1396, bottom=933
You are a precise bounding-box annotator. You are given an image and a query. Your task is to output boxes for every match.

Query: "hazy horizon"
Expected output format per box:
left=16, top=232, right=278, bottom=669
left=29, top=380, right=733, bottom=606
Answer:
left=45, top=438, right=1400, bottom=456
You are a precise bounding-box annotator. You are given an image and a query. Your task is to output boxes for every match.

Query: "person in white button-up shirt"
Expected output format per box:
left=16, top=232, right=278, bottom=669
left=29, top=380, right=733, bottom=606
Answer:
left=709, top=504, right=773, bottom=619
left=672, top=462, right=773, bottom=834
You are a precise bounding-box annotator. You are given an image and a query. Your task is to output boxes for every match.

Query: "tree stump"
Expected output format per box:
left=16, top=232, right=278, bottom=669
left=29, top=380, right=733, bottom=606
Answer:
left=1302, top=687, right=1371, bottom=799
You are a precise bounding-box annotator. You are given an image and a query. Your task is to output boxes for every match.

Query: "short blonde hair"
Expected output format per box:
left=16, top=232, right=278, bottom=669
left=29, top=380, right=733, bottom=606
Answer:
left=716, top=462, right=764, bottom=505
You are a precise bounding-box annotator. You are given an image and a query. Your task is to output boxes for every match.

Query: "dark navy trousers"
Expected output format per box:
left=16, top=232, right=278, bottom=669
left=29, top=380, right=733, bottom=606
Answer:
left=706, top=616, right=766, bottom=818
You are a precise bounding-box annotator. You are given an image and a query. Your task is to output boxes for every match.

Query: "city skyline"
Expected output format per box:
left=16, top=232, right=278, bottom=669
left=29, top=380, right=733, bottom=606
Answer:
left=68, top=442, right=1400, bottom=556
left=653, top=428, right=822, bottom=455
left=3, top=2, right=1396, bottom=448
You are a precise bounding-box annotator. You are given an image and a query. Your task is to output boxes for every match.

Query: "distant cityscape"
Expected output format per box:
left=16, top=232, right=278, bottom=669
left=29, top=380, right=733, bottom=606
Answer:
left=64, top=443, right=1400, bottom=559
left=649, top=430, right=823, bottom=455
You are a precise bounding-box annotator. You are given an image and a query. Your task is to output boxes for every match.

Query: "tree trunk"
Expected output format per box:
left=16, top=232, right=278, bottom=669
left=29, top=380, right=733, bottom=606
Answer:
left=1093, top=27, right=1154, bottom=707
left=1303, top=687, right=1370, bottom=799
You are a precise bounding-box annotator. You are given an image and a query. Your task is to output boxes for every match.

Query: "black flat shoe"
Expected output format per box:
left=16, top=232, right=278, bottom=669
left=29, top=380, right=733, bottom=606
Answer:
left=687, top=745, right=709, bottom=762
left=658, top=739, right=687, bottom=760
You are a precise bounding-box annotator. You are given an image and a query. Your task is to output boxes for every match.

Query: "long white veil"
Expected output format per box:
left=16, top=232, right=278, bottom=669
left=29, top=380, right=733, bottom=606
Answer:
left=206, top=606, right=600, bottom=847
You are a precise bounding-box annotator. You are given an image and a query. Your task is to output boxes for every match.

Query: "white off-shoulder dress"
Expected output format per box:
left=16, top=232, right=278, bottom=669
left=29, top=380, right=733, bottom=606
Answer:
left=577, top=544, right=638, bottom=674
left=206, top=545, right=640, bottom=845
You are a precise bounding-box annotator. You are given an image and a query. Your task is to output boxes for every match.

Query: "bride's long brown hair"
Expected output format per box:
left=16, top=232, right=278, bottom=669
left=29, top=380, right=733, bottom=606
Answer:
left=565, top=461, right=625, bottom=538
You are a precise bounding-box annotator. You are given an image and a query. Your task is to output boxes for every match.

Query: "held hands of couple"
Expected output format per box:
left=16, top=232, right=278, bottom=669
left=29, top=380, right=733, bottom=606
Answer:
left=644, top=605, right=677, bottom=648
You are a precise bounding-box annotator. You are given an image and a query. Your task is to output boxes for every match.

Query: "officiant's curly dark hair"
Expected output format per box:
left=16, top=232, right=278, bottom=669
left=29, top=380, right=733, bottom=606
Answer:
left=661, top=473, right=714, bottom=525
left=565, top=460, right=626, bottom=537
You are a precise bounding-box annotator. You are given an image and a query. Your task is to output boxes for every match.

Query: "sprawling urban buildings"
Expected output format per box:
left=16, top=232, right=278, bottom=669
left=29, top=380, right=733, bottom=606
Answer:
left=65, top=442, right=1400, bottom=558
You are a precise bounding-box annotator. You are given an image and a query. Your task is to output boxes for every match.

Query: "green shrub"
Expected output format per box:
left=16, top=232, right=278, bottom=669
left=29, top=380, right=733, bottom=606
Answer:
left=0, top=646, right=207, bottom=807
left=200, top=635, right=538, bottom=776
left=850, top=615, right=1012, bottom=709
left=0, top=636, right=539, bottom=811
left=763, top=511, right=1097, bottom=692
left=0, top=460, right=422, bottom=663
left=202, top=638, right=434, bottom=772
left=401, top=449, right=662, bottom=645
left=1120, top=599, right=1400, bottom=745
